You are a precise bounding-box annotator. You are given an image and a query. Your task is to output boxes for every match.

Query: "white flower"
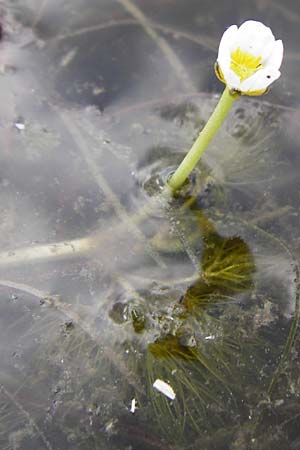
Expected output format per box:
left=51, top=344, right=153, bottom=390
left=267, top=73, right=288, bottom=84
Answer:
left=215, top=20, right=283, bottom=96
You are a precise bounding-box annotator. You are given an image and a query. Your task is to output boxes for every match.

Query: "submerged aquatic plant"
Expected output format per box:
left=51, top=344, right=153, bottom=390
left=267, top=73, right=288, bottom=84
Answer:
left=168, top=20, right=283, bottom=191
left=183, top=208, right=255, bottom=311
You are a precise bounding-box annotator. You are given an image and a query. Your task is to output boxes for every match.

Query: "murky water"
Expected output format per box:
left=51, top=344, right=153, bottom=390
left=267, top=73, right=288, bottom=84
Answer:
left=0, top=1, right=300, bottom=449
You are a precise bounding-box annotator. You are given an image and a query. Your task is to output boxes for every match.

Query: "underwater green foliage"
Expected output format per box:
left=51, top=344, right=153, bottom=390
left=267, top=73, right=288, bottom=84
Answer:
left=184, top=227, right=255, bottom=310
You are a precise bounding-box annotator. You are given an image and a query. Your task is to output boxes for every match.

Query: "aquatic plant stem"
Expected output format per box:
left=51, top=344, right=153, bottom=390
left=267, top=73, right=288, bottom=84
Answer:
left=168, top=87, right=239, bottom=191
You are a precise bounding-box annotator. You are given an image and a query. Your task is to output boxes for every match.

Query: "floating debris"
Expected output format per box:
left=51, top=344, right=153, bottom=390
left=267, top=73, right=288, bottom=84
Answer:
left=14, top=122, right=25, bottom=131
left=60, top=47, right=78, bottom=67
left=204, top=335, right=215, bottom=340
left=153, top=379, right=176, bottom=400
left=130, top=398, right=137, bottom=413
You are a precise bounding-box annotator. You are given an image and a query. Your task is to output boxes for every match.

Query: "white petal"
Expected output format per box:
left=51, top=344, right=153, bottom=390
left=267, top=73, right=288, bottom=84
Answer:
left=218, top=25, right=238, bottom=61
left=240, top=67, right=281, bottom=92
left=235, top=21, right=275, bottom=57
left=217, top=25, right=237, bottom=79
left=153, top=379, right=176, bottom=400
left=223, top=68, right=241, bottom=90
left=238, top=32, right=274, bottom=57
left=260, top=39, right=277, bottom=63
left=217, top=52, right=230, bottom=79
left=238, top=20, right=273, bottom=38
left=264, top=40, right=284, bottom=70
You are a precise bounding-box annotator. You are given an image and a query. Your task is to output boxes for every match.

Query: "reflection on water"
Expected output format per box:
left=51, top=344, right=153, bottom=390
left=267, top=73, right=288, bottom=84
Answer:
left=0, top=0, right=300, bottom=449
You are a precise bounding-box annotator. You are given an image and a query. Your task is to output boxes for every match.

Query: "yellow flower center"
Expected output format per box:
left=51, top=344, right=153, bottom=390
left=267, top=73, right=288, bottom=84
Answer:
left=230, top=47, right=262, bottom=82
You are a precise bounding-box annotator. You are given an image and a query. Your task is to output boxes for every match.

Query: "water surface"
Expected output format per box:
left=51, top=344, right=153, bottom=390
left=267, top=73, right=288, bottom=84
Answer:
left=0, top=1, right=300, bottom=449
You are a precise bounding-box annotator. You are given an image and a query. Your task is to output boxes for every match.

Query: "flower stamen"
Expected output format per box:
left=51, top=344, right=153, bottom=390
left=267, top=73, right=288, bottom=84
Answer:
left=230, top=47, right=262, bottom=82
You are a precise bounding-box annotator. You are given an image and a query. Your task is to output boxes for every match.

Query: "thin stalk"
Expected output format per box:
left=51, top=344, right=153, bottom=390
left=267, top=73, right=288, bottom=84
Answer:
left=168, top=87, right=239, bottom=191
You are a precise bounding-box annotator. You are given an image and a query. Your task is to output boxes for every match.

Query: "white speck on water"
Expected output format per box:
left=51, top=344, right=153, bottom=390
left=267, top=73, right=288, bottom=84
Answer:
left=204, top=335, right=215, bottom=340
left=130, top=398, right=136, bottom=413
left=14, top=122, right=25, bottom=131
left=153, top=379, right=176, bottom=400
left=60, top=47, right=78, bottom=67
left=104, top=419, right=116, bottom=434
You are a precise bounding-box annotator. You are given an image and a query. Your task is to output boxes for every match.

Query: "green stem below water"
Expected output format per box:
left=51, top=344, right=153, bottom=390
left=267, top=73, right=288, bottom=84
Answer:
left=168, top=87, right=239, bottom=191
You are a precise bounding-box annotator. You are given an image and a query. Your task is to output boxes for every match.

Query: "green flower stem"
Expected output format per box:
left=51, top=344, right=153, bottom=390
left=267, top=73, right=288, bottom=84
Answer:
left=168, top=86, right=239, bottom=191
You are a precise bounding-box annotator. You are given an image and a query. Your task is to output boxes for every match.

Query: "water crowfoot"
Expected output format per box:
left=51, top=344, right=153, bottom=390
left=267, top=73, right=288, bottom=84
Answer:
left=168, top=20, right=283, bottom=192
